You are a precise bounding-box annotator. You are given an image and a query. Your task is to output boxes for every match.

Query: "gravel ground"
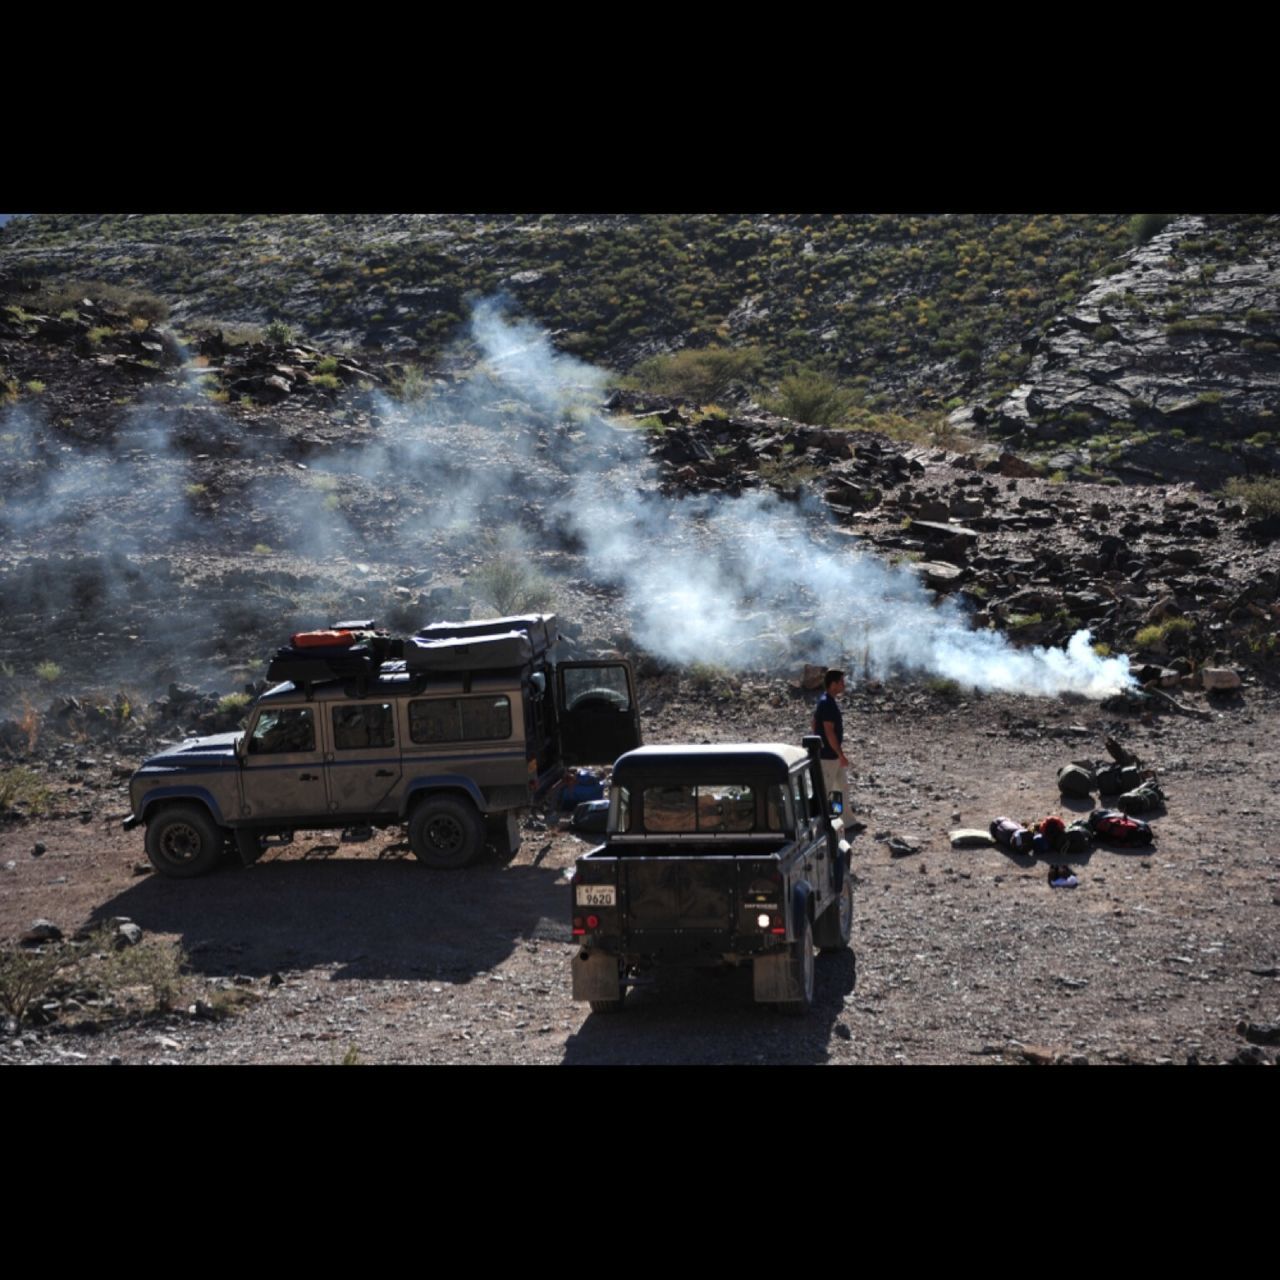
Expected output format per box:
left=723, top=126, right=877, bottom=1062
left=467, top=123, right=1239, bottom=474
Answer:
left=4, top=679, right=1278, bottom=1066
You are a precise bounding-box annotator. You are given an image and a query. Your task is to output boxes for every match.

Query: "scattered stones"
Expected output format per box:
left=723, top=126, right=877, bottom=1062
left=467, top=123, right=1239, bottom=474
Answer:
left=1014, top=1042, right=1056, bottom=1066
left=1230, top=1045, right=1270, bottom=1067
left=1201, top=667, right=1243, bottom=691
left=1237, top=1019, right=1280, bottom=1046
left=21, top=919, right=62, bottom=945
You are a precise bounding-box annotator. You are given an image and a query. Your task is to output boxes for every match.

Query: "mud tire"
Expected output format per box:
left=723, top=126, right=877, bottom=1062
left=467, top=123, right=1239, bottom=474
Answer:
left=814, top=873, right=853, bottom=952
left=408, top=795, right=485, bottom=870
left=145, top=804, right=224, bottom=879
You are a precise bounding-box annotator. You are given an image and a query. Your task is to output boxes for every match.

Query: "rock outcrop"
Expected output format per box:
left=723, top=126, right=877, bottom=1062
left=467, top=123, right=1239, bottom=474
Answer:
left=982, top=214, right=1280, bottom=487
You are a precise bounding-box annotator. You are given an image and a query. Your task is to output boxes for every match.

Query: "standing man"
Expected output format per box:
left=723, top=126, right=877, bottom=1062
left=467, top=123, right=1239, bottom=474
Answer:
left=813, top=668, right=849, bottom=813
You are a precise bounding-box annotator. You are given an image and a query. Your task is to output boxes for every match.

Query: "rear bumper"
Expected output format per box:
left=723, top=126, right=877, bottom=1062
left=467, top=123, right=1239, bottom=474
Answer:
left=122, top=814, right=141, bottom=831
left=581, top=930, right=786, bottom=962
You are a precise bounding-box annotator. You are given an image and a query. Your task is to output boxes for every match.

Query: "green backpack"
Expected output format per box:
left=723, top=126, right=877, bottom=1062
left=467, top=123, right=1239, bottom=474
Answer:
left=1057, top=764, right=1096, bottom=798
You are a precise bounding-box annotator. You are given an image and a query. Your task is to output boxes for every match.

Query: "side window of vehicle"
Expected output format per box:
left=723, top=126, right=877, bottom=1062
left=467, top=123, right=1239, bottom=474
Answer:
left=765, top=784, right=786, bottom=831
left=460, top=696, right=511, bottom=740
left=332, top=703, right=395, bottom=751
left=248, top=708, right=315, bottom=755
left=409, top=699, right=460, bottom=744
left=409, top=696, right=512, bottom=744
left=791, top=773, right=808, bottom=833
left=611, top=785, right=631, bottom=834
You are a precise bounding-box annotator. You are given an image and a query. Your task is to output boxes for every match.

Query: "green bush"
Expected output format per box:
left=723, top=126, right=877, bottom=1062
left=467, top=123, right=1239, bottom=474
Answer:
left=0, top=766, right=52, bottom=816
left=1223, top=475, right=1280, bottom=517
left=0, top=940, right=78, bottom=1023
left=265, top=319, right=294, bottom=345
left=472, top=559, right=556, bottom=614
left=35, top=661, right=61, bottom=683
left=394, top=364, right=430, bottom=403
left=1134, top=617, right=1193, bottom=648
left=764, top=367, right=857, bottom=426
left=632, top=345, right=763, bottom=402
left=1129, top=214, right=1176, bottom=244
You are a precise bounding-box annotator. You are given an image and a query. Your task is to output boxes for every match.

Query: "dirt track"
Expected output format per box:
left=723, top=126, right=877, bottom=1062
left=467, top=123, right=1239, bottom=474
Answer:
left=4, top=680, right=1277, bottom=1066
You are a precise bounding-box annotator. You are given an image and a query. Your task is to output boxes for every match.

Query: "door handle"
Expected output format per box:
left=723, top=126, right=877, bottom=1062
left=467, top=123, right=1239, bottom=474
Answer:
left=375, top=769, right=395, bottom=777
left=299, top=773, right=318, bottom=782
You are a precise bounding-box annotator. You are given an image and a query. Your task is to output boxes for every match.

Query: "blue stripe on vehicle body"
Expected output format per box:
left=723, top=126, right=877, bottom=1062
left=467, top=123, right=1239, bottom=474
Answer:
left=138, top=762, right=237, bottom=774
left=401, top=775, right=487, bottom=815
left=401, top=748, right=524, bottom=762
left=140, top=786, right=226, bottom=825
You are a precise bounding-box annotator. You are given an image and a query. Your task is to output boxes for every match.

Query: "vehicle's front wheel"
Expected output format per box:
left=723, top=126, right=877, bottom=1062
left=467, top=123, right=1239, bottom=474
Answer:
left=814, top=873, right=853, bottom=952
left=408, top=795, right=485, bottom=869
left=778, top=912, right=815, bottom=1015
left=145, top=804, right=224, bottom=879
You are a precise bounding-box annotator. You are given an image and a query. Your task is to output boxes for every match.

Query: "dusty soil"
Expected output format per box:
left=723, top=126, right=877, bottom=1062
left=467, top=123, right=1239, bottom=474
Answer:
left=2, top=291, right=1278, bottom=1066
left=3, top=679, right=1277, bottom=1066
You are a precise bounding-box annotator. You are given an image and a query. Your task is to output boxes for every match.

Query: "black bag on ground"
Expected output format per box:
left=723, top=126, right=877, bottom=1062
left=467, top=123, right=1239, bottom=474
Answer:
left=1057, top=764, right=1096, bottom=797
left=571, top=798, right=610, bottom=834
left=1117, top=781, right=1165, bottom=815
left=1064, top=820, right=1094, bottom=852
left=1087, top=808, right=1155, bottom=845
left=1095, top=763, right=1143, bottom=795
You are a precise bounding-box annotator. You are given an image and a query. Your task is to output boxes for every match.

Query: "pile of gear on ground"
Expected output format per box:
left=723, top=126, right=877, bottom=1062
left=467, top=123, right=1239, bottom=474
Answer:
left=950, top=737, right=1167, bottom=888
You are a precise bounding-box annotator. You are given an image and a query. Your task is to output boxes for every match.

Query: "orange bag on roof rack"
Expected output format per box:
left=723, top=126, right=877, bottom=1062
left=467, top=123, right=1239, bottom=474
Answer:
left=291, top=630, right=355, bottom=649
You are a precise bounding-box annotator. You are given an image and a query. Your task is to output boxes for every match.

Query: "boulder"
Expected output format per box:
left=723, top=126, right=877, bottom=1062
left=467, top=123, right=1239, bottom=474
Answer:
left=1201, top=667, right=1242, bottom=690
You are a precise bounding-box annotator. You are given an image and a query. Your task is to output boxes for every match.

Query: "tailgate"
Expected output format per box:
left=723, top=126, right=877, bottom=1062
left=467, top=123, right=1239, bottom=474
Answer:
left=573, top=852, right=783, bottom=950
left=624, top=857, right=739, bottom=932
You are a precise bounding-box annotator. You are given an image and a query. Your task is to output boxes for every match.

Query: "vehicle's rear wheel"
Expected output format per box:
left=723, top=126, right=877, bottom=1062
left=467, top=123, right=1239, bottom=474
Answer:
left=145, top=804, right=223, bottom=879
left=408, top=795, right=485, bottom=869
left=778, top=912, right=815, bottom=1015
left=814, top=874, right=853, bottom=952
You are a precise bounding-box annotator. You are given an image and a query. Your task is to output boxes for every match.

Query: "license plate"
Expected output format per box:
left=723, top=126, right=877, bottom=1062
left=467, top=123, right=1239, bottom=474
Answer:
left=576, top=884, right=616, bottom=907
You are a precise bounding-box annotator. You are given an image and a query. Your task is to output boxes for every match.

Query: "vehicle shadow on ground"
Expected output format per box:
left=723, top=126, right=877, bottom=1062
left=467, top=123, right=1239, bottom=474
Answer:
left=561, top=949, right=856, bottom=1065
left=86, top=859, right=571, bottom=983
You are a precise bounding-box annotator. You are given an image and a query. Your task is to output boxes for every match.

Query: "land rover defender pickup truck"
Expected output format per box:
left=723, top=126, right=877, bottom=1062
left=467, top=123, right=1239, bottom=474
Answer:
left=570, top=736, right=852, bottom=1014
left=125, top=613, right=641, bottom=878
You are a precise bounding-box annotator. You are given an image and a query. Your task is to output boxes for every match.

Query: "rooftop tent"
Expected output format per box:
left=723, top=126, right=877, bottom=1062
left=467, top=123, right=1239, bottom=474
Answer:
left=416, top=613, right=558, bottom=658
left=403, top=630, right=535, bottom=673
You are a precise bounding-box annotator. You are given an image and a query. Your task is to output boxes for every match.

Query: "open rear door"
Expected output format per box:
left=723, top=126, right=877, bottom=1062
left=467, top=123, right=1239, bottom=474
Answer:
left=557, top=661, right=642, bottom=766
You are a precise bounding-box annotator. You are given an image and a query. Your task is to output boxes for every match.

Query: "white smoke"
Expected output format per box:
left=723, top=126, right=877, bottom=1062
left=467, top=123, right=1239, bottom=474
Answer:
left=462, top=304, right=1134, bottom=699
left=0, top=296, right=1134, bottom=700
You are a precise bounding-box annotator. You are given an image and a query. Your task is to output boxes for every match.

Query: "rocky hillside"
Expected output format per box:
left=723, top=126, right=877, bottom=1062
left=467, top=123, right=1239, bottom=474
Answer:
left=971, top=214, right=1280, bottom=486
left=1, top=213, right=1136, bottom=407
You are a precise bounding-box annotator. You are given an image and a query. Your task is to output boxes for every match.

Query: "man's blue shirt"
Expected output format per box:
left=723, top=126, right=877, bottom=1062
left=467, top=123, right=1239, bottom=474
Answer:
left=814, top=691, right=843, bottom=760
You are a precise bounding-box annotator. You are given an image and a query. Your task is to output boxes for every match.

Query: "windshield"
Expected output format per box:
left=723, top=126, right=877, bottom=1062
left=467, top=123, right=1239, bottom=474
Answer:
left=609, top=782, right=789, bottom=834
